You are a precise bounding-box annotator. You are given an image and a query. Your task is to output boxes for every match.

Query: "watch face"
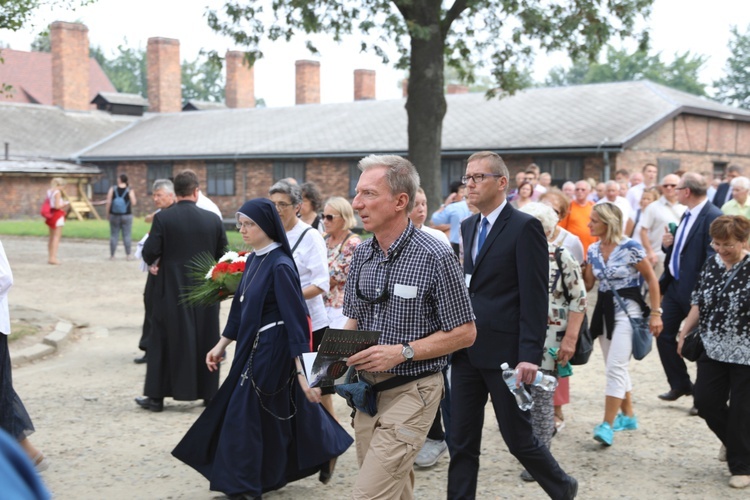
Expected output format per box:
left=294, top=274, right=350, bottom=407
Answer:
left=403, top=344, right=414, bottom=359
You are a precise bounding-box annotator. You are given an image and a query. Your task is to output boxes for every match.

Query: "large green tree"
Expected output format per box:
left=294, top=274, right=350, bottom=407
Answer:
left=545, top=45, right=707, bottom=95
left=207, top=0, right=653, bottom=211
left=714, top=25, right=750, bottom=109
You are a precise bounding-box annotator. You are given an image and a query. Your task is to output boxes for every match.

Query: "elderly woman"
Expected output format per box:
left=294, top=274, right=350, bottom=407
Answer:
left=173, top=199, right=352, bottom=498
left=721, top=176, right=750, bottom=220
left=583, top=203, right=662, bottom=446
left=678, top=216, right=750, bottom=489
left=518, top=203, right=586, bottom=481
left=322, top=196, right=361, bottom=329
left=269, top=180, right=330, bottom=350
left=300, top=182, right=325, bottom=233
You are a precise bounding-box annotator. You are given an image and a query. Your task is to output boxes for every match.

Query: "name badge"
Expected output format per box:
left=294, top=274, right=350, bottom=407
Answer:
left=394, top=284, right=418, bottom=299
left=465, top=274, right=472, bottom=288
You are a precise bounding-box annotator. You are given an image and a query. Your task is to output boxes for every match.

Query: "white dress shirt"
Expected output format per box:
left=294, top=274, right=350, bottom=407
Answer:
left=473, top=200, right=506, bottom=261
left=287, top=220, right=330, bottom=331
left=0, top=241, right=14, bottom=336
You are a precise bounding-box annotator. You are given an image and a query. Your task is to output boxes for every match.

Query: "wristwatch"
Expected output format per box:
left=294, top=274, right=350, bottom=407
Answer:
left=401, top=342, right=415, bottom=361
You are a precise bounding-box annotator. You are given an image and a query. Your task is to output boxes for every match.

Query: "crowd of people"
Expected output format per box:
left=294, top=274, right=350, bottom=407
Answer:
left=4, top=158, right=750, bottom=499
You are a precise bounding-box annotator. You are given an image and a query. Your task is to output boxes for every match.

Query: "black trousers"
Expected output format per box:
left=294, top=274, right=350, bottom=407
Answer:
left=447, top=349, right=571, bottom=499
left=656, top=284, right=693, bottom=392
left=694, top=353, right=750, bottom=475
left=138, top=274, right=155, bottom=352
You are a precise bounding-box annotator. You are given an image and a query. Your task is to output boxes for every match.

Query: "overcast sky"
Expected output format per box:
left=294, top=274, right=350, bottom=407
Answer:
left=1, top=0, right=748, bottom=107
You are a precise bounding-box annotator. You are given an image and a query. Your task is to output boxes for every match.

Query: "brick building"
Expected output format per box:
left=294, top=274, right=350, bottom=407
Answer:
left=4, top=21, right=750, bottom=220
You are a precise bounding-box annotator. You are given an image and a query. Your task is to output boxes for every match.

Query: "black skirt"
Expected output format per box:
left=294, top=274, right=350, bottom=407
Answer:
left=0, top=334, right=34, bottom=440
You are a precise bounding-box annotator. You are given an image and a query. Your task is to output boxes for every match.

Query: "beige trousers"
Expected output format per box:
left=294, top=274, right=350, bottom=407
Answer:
left=351, top=372, right=443, bottom=500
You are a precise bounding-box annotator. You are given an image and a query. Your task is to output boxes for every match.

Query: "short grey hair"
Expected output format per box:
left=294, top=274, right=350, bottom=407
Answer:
left=730, top=176, right=750, bottom=191
left=520, top=202, right=558, bottom=238
left=605, top=180, right=620, bottom=190
left=152, top=178, right=174, bottom=194
left=269, top=179, right=303, bottom=206
left=358, top=154, right=420, bottom=213
left=681, top=172, right=708, bottom=197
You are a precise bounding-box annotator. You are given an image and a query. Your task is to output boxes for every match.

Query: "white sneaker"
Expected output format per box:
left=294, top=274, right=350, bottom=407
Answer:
left=414, top=438, right=448, bottom=468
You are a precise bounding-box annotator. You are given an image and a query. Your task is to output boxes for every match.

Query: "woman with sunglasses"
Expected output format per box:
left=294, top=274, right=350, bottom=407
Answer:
left=322, top=196, right=361, bottom=329
left=678, top=215, right=750, bottom=490
left=173, top=199, right=352, bottom=499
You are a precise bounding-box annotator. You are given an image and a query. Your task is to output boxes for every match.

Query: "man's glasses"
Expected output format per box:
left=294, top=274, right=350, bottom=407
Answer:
left=322, top=214, right=340, bottom=221
left=661, top=184, right=677, bottom=188
left=461, top=173, right=503, bottom=184
left=675, top=186, right=688, bottom=191
left=355, top=253, right=391, bottom=304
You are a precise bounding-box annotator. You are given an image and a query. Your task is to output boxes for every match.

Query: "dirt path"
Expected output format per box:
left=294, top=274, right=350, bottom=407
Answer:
left=3, top=235, right=745, bottom=499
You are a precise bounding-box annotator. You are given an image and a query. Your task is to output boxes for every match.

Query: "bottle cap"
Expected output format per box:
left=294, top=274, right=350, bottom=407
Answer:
left=500, top=362, right=509, bottom=370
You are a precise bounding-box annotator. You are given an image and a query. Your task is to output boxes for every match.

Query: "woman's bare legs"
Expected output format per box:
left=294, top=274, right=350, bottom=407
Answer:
left=48, top=226, right=62, bottom=264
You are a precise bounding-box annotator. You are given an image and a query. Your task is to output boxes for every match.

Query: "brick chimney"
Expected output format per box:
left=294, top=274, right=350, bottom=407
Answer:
left=50, top=21, right=90, bottom=111
left=447, top=84, right=469, bottom=94
left=146, top=37, right=181, bottom=113
left=353, top=69, right=375, bottom=101
left=402, top=78, right=409, bottom=98
left=225, top=50, right=255, bottom=108
left=295, top=60, right=320, bottom=105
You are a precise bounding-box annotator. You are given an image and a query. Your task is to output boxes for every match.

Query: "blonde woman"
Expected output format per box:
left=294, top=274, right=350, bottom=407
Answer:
left=583, top=203, right=662, bottom=446
left=45, top=177, right=69, bottom=265
left=322, top=196, right=361, bottom=329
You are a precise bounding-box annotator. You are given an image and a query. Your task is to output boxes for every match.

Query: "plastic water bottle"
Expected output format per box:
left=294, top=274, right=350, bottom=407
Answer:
left=501, top=362, right=534, bottom=411
left=533, top=371, right=559, bottom=391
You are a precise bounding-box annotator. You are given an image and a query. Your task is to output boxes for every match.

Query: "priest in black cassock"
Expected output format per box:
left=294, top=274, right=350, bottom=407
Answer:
left=137, top=170, right=228, bottom=412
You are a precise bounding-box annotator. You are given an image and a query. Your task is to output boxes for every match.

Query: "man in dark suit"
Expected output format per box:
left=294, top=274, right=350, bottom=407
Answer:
left=138, top=170, right=228, bottom=412
left=712, top=165, right=744, bottom=208
left=447, top=151, right=577, bottom=499
left=658, top=172, right=722, bottom=409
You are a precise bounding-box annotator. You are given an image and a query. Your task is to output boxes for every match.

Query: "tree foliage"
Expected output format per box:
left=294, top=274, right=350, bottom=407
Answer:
left=206, top=0, right=654, bottom=213
left=182, top=56, right=225, bottom=103
left=0, top=1, right=95, bottom=32
left=714, top=25, right=750, bottom=109
left=545, top=45, right=707, bottom=95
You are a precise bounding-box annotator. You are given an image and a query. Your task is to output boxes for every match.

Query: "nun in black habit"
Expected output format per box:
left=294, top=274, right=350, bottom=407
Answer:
left=172, top=198, right=352, bottom=499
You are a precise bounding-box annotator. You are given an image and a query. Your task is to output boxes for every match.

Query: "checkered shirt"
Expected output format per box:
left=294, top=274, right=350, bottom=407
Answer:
left=343, top=220, right=475, bottom=376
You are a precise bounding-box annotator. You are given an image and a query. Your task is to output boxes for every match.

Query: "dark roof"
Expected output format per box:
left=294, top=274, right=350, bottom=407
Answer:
left=182, top=99, right=228, bottom=111
left=65, top=80, right=750, bottom=162
left=92, top=92, right=149, bottom=107
left=0, top=159, right=100, bottom=175
left=0, top=48, right=116, bottom=108
left=0, top=102, right=136, bottom=160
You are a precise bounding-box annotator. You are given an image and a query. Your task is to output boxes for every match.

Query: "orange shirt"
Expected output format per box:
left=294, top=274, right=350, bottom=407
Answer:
left=561, top=200, right=597, bottom=255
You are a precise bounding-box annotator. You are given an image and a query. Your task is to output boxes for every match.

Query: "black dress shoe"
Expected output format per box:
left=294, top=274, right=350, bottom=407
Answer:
left=133, top=354, right=147, bottom=364
left=135, top=396, right=163, bottom=412
left=319, top=457, right=337, bottom=484
left=658, top=388, right=692, bottom=401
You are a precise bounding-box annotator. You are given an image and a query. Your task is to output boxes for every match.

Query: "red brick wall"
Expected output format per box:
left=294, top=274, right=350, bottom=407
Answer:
left=354, top=70, right=375, bottom=101
left=147, top=38, right=181, bottom=113
left=50, top=22, right=90, bottom=111
left=295, top=60, right=320, bottom=105
left=225, top=51, right=255, bottom=109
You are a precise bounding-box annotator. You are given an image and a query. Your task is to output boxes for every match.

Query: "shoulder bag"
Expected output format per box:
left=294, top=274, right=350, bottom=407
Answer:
left=554, top=247, right=592, bottom=365
left=682, top=258, right=747, bottom=362
left=597, top=255, right=652, bottom=360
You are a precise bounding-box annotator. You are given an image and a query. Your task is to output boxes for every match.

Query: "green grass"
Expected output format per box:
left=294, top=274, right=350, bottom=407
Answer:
left=0, top=219, right=245, bottom=247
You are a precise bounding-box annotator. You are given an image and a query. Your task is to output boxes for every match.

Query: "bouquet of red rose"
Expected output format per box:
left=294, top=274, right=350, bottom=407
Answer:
left=181, top=249, right=250, bottom=307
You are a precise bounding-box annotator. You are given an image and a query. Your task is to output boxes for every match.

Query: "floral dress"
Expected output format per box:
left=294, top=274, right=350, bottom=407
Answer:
left=323, top=233, right=361, bottom=309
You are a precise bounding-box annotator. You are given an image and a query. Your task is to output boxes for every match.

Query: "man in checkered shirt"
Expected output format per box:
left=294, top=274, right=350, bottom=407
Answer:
left=343, top=154, right=476, bottom=499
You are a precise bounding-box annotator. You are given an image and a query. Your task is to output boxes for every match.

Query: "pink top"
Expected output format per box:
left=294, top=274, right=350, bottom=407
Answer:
left=323, top=233, right=361, bottom=309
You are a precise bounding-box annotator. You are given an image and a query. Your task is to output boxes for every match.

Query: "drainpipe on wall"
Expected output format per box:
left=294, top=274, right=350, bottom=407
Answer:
left=598, top=137, right=610, bottom=180
left=4, top=142, right=8, bottom=160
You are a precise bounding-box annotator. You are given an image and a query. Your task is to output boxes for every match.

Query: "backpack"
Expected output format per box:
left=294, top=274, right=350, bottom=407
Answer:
left=111, top=186, right=129, bottom=215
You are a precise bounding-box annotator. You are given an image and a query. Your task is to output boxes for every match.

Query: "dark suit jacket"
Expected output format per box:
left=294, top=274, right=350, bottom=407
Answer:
left=461, top=203, right=548, bottom=370
left=713, top=182, right=731, bottom=208
left=660, top=201, right=722, bottom=304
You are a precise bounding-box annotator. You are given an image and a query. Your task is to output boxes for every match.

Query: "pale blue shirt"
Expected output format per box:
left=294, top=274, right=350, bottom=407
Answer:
left=472, top=200, right=506, bottom=261
left=431, top=200, right=472, bottom=244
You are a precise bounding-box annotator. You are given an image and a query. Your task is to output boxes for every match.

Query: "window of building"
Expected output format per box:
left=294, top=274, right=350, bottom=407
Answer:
left=713, top=161, right=728, bottom=180
left=273, top=161, right=306, bottom=184
left=441, top=159, right=466, bottom=197
left=349, top=161, right=361, bottom=198
left=92, top=163, right=117, bottom=195
left=206, top=162, right=236, bottom=196
left=657, top=158, right=681, bottom=179
left=146, top=163, right=173, bottom=194
left=533, top=157, right=583, bottom=187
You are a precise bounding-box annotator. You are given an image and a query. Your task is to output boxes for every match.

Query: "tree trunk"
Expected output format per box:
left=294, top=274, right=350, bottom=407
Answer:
left=405, top=2, right=447, bottom=223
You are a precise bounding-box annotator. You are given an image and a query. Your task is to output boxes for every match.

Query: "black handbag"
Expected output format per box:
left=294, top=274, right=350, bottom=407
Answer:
left=554, top=247, right=593, bottom=365
left=681, top=328, right=703, bottom=362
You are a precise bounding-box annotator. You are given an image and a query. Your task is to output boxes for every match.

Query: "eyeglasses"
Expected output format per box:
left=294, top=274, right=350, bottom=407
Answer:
left=236, top=221, right=255, bottom=230
left=675, top=186, right=688, bottom=191
left=574, top=188, right=588, bottom=191
left=273, top=201, right=294, bottom=210
left=661, top=184, right=677, bottom=188
left=710, top=241, right=738, bottom=251
left=355, top=229, right=413, bottom=304
left=322, top=214, right=340, bottom=222
left=461, top=173, right=503, bottom=184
